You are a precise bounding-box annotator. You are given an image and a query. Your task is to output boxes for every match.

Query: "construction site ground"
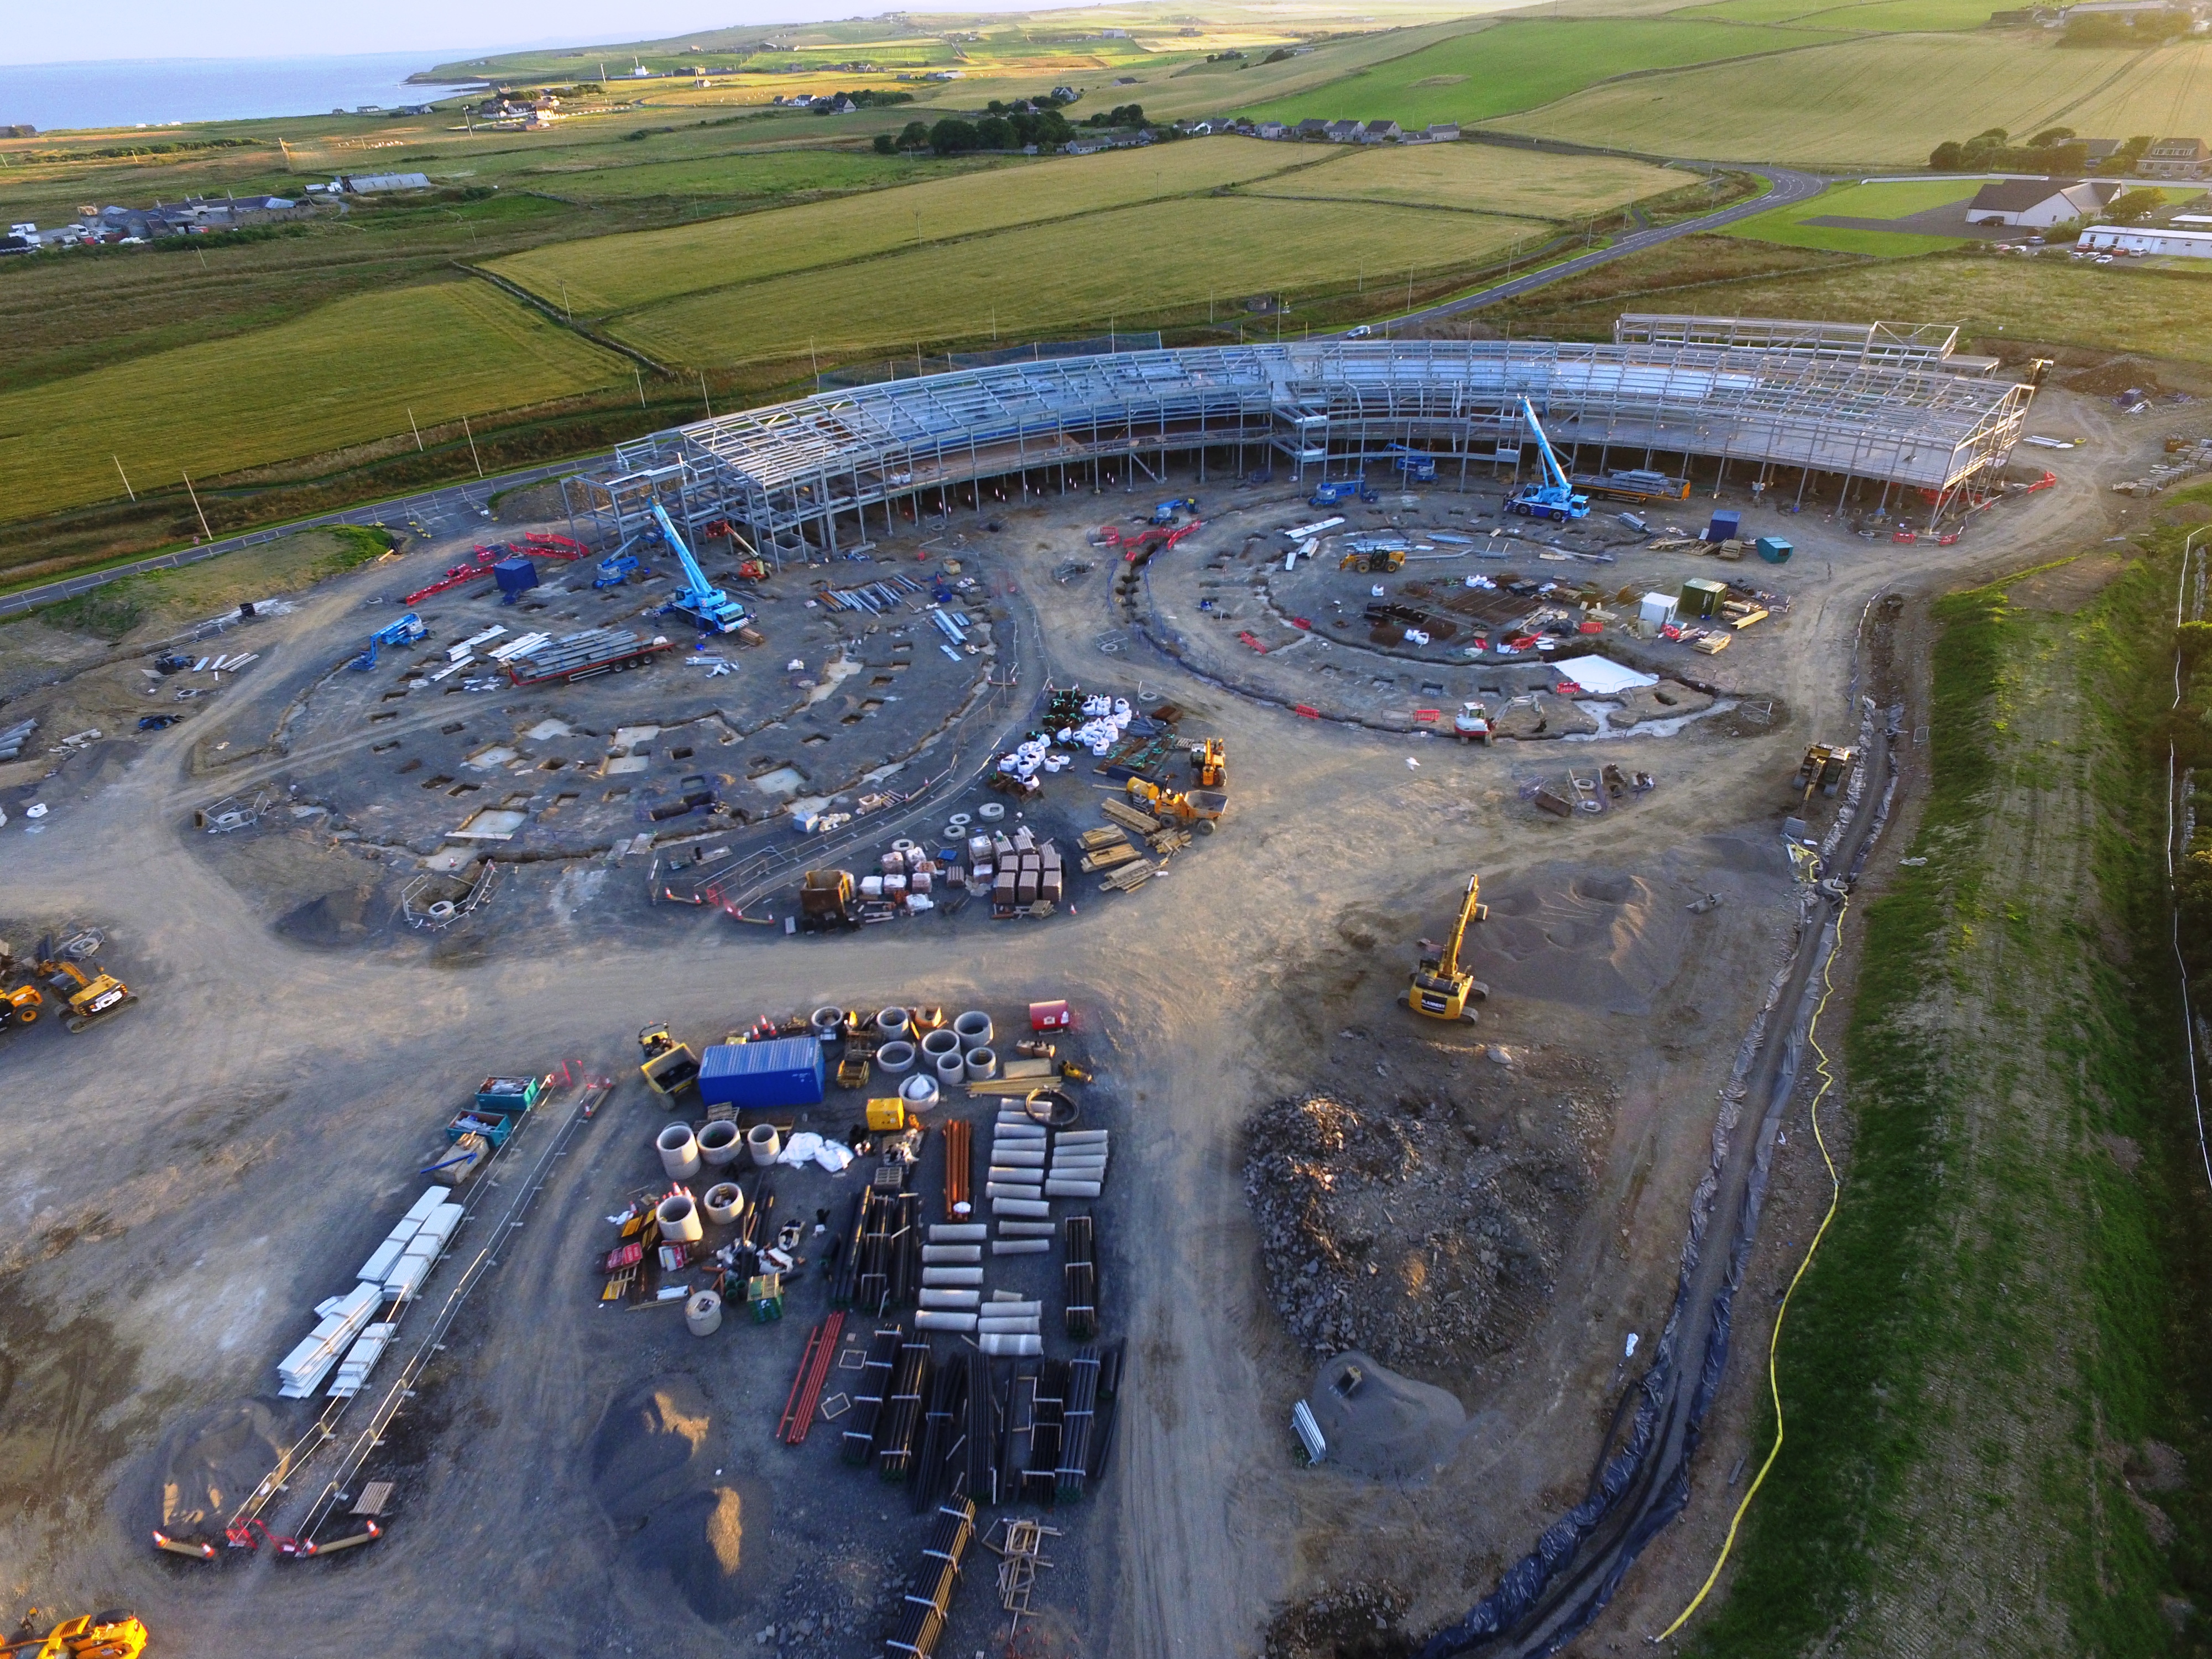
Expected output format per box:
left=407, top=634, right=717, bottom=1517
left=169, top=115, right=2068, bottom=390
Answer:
left=0, top=380, right=2180, bottom=1658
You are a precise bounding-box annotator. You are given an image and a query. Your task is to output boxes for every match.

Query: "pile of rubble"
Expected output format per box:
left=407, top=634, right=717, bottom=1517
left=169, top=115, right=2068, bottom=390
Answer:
left=1243, top=1091, right=1587, bottom=1373
left=1262, top=1580, right=1411, bottom=1659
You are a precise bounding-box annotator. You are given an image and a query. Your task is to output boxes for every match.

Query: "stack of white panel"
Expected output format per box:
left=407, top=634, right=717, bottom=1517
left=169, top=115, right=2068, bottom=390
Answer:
left=357, top=1187, right=449, bottom=1286
left=1046, top=1130, right=1108, bottom=1198
left=988, top=1118, right=1049, bottom=1219
left=382, top=1200, right=466, bottom=1304
left=977, top=1293, right=1044, bottom=1357
left=276, top=1281, right=383, bottom=1398
left=326, top=1322, right=397, bottom=1397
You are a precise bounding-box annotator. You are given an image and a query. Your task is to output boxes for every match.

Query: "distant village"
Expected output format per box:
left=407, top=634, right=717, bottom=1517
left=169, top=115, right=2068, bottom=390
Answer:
left=1, top=173, right=434, bottom=254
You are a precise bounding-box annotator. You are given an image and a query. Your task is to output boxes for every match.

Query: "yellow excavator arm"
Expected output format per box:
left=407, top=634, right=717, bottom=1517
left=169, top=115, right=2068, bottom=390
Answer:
left=1441, top=875, right=1483, bottom=978
left=1403, top=874, right=1489, bottom=1022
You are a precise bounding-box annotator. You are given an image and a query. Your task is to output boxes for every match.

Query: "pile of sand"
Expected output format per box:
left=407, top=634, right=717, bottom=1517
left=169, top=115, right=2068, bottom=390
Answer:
left=1475, top=867, right=1688, bottom=1015
left=159, top=1402, right=286, bottom=1532
left=1305, top=1351, right=1469, bottom=1483
left=590, top=1377, right=759, bottom=1625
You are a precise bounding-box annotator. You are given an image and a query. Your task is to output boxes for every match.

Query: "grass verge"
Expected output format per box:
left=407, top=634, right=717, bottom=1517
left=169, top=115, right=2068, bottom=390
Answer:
left=33, top=526, right=394, bottom=641
left=1687, top=555, right=2212, bottom=1653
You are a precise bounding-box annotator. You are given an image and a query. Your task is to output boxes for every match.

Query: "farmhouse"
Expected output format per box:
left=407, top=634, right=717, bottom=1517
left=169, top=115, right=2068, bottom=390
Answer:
left=1965, top=178, right=2121, bottom=226
left=2137, top=137, right=2210, bottom=179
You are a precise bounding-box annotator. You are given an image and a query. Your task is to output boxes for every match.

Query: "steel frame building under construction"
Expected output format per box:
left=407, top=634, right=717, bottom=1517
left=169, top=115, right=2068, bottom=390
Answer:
left=566, top=324, right=2033, bottom=563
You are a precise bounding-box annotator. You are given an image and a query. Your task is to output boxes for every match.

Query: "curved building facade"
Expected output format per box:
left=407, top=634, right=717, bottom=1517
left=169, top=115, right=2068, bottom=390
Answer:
left=571, top=329, right=2032, bottom=562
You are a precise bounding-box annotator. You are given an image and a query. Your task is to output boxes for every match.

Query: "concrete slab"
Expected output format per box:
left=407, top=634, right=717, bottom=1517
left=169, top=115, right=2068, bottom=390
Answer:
left=452, top=808, right=527, bottom=840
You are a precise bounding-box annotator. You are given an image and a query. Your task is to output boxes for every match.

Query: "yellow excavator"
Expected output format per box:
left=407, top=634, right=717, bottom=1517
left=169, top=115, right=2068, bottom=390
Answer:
left=0, top=1610, right=148, bottom=1659
left=1401, top=874, right=1489, bottom=1022
left=30, top=946, right=136, bottom=1035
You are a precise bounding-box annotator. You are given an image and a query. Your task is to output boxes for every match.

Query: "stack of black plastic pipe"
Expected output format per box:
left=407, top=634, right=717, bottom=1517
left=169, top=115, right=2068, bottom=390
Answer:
left=1024, top=1360, right=1066, bottom=1505
left=1063, top=1213, right=1097, bottom=1339
left=876, top=1335, right=933, bottom=1481
left=909, top=1357, right=969, bottom=1512
left=963, top=1349, right=998, bottom=1504
left=843, top=1326, right=903, bottom=1465
left=1057, top=1345, right=1100, bottom=1500
left=830, top=1190, right=868, bottom=1306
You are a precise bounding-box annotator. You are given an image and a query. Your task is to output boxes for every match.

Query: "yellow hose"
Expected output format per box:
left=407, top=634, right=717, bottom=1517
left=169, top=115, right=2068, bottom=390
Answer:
left=1653, top=893, right=1849, bottom=1644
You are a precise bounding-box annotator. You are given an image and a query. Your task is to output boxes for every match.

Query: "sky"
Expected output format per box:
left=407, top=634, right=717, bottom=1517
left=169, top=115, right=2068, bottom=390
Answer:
left=7, top=0, right=1056, bottom=66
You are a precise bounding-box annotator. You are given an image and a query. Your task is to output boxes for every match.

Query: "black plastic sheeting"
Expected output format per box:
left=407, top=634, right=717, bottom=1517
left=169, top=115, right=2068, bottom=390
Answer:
left=1421, top=727, right=1896, bottom=1659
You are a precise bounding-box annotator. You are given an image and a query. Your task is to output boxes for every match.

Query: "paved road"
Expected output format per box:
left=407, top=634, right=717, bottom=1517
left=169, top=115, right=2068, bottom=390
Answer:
left=1390, top=165, right=1828, bottom=328
left=0, top=455, right=606, bottom=622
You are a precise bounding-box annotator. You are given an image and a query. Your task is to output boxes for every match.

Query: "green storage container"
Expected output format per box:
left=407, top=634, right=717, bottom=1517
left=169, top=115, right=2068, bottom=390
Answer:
left=1679, top=577, right=1727, bottom=619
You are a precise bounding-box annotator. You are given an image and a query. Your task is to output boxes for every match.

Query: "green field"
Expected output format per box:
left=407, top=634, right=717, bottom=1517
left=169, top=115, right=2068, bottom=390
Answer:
left=1509, top=32, right=2212, bottom=165
left=1675, top=0, right=2001, bottom=27
left=1500, top=239, right=2212, bottom=363
left=611, top=194, right=1552, bottom=368
left=0, top=281, right=626, bottom=519
left=492, top=138, right=1319, bottom=315
left=1723, top=177, right=1979, bottom=254
left=509, top=147, right=1007, bottom=202
left=1235, top=18, right=1836, bottom=127
left=1241, top=142, right=1681, bottom=218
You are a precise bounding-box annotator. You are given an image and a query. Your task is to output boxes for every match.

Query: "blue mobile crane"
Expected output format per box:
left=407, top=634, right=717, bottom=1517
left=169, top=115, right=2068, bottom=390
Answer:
left=346, top=611, right=425, bottom=671
left=1505, top=398, right=1590, bottom=523
left=649, top=500, right=750, bottom=635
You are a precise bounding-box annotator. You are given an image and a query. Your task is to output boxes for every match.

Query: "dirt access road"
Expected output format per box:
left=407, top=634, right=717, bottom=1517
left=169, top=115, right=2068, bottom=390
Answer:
left=0, top=385, right=2156, bottom=1658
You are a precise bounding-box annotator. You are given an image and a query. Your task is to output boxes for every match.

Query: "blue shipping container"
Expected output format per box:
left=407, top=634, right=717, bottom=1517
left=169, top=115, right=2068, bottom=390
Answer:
left=697, top=1038, right=825, bottom=1108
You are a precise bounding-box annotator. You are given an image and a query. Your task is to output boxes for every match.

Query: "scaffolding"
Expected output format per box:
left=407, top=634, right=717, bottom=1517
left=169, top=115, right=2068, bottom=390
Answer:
left=1612, top=313, right=1963, bottom=367
left=568, top=325, right=2032, bottom=557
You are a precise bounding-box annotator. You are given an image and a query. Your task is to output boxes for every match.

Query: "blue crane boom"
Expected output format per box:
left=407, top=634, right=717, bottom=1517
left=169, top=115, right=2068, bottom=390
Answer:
left=1505, top=398, right=1590, bottom=523
left=347, top=611, right=425, bottom=671
left=649, top=500, right=749, bottom=635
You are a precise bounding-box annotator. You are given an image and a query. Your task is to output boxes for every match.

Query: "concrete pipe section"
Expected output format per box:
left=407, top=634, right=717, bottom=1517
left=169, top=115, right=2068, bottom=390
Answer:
left=747, top=1123, right=781, bottom=1167
left=964, top=1047, right=998, bottom=1082
left=697, top=1120, right=742, bottom=1167
left=703, top=1182, right=745, bottom=1225
left=875, top=1006, right=911, bottom=1040
left=656, top=1124, right=701, bottom=1181
left=920, top=1027, right=962, bottom=1063
left=934, top=1050, right=968, bottom=1087
left=900, top=1073, right=940, bottom=1112
left=685, top=1291, right=723, bottom=1337
left=657, top=1192, right=705, bottom=1244
left=877, top=1040, right=917, bottom=1077
left=810, top=1005, right=843, bottom=1040
left=953, top=1011, right=993, bottom=1051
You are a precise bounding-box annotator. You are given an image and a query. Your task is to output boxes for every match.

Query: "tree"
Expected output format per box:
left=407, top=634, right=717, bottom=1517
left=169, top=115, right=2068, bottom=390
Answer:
left=896, top=119, right=931, bottom=151
left=873, top=133, right=896, bottom=154
left=975, top=114, right=1014, bottom=150
left=929, top=117, right=980, bottom=154
left=1930, top=140, right=1964, bottom=170
left=2108, top=187, right=2164, bottom=222
left=2028, top=126, right=2075, bottom=148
